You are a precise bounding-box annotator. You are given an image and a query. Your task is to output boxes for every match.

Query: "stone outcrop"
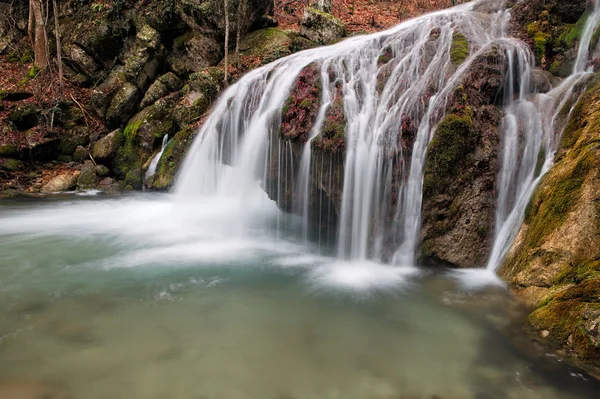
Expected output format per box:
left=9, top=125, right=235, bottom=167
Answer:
left=41, top=173, right=78, bottom=193
left=500, top=76, right=600, bottom=377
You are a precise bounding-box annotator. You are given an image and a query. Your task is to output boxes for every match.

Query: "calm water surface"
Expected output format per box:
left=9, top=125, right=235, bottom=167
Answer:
left=0, top=194, right=598, bottom=399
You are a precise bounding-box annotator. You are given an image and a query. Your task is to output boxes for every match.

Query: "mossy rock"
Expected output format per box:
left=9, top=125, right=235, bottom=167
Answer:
left=59, top=127, right=90, bottom=155
left=0, top=144, right=19, bottom=157
left=0, top=158, right=23, bottom=172
left=77, top=161, right=98, bottom=189
left=450, top=32, right=469, bottom=65
left=300, top=7, right=346, bottom=45
left=151, top=127, right=197, bottom=190
left=423, top=112, right=475, bottom=196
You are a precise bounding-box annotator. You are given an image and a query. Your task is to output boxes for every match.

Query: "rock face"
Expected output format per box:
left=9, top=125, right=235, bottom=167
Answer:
left=300, top=7, right=346, bottom=44
left=419, top=48, right=507, bottom=268
left=500, top=76, right=600, bottom=377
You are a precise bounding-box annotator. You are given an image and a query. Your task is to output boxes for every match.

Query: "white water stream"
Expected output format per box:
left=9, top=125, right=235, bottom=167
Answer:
left=145, top=134, right=170, bottom=179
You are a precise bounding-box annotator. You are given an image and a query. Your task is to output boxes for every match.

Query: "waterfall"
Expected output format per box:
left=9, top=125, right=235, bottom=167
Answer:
left=485, top=0, right=600, bottom=272
left=145, top=134, right=170, bottom=179
left=175, top=0, right=599, bottom=269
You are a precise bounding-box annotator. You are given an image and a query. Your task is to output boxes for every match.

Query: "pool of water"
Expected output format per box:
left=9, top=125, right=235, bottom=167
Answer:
left=0, top=194, right=598, bottom=399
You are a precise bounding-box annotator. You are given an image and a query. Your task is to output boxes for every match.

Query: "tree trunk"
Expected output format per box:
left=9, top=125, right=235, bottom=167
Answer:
left=53, top=0, right=64, bottom=97
left=235, top=0, right=245, bottom=67
left=29, top=0, right=48, bottom=69
left=223, top=0, right=229, bottom=84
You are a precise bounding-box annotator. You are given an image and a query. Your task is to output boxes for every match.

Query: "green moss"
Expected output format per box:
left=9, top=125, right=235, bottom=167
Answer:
left=554, top=259, right=600, bottom=285
left=450, top=32, right=469, bottom=65
left=27, top=66, right=41, bottom=79
left=527, top=21, right=551, bottom=63
left=299, top=99, right=313, bottom=109
left=558, top=12, right=589, bottom=47
left=124, top=119, right=143, bottom=139
left=525, top=152, right=595, bottom=248
left=423, top=113, right=474, bottom=195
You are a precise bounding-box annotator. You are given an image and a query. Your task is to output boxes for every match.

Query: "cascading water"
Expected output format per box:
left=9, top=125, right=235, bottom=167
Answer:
left=145, top=134, right=170, bottom=180
left=176, top=0, right=533, bottom=265
left=485, top=0, right=600, bottom=273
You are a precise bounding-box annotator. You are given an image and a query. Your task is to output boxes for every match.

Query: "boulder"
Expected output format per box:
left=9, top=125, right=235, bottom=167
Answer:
left=90, top=67, right=127, bottom=118
left=105, top=83, right=139, bottom=128
left=93, top=129, right=123, bottom=162
left=140, top=72, right=183, bottom=108
left=168, top=32, right=223, bottom=75
left=300, top=7, right=346, bottom=45
left=59, top=127, right=90, bottom=155
left=124, top=25, right=166, bottom=91
left=73, top=146, right=89, bottom=162
left=41, top=173, right=78, bottom=193
left=64, top=44, right=102, bottom=81
left=77, top=161, right=97, bottom=189
left=9, top=104, right=41, bottom=131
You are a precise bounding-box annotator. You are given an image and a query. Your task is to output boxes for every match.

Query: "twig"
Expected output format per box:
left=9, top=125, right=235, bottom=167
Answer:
left=70, top=94, right=91, bottom=126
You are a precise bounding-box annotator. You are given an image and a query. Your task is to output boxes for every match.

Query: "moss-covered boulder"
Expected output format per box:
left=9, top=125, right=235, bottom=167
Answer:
left=500, top=76, right=600, bottom=376
left=450, top=32, right=469, bottom=65
left=105, top=82, right=140, bottom=129
left=300, top=7, right=346, bottom=45
left=93, top=129, right=123, bottom=163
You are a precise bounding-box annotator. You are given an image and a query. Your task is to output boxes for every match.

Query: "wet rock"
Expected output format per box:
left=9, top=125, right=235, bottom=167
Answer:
left=123, top=96, right=178, bottom=156
left=41, top=173, right=78, bottom=193
left=531, top=68, right=554, bottom=93
left=140, top=72, right=183, bottom=109
left=105, top=83, right=139, bottom=128
left=9, top=104, right=41, bottom=131
left=420, top=48, right=508, bottom=268
left=78, top=161, right=97, bottom=189
left=93, top=129, right=123, bottom=162
left=151, top=127, right=196, bottom=190
left=59, top=126, right=90, bottom=155
left=300, top=7, right=346, bottom=45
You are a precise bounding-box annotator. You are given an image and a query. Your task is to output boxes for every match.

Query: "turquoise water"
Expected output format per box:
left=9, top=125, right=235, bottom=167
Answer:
left=0, top=195, right=598, bottom=399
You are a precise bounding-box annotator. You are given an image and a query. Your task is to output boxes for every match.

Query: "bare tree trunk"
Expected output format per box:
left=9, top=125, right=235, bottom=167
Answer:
left=235, top=0, right=245, bottom=67
left=52, top=0, right=64, bottom=97
left=223, top=0, right=229, bottom=84
left=29, top=0, right=48, bottom=69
